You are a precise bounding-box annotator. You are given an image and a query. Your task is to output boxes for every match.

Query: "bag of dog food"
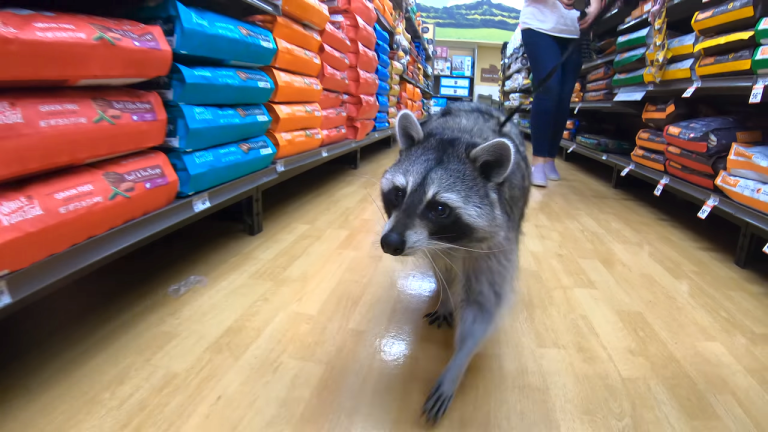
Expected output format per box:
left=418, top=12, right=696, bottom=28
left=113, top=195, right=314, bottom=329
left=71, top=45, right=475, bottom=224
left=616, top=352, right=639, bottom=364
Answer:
left=695, top=48, right=753, bottom=76
left=585, top=78, right=612, bottom=92
left=715, top=171, right=768, bottom=213
left=375, top=113, right=388, bottom=124
left=668, top=160, right=723, bottom=190
left=695, top=30, right=756, bottom=56
left=374, top=121, right=389, bottom=131
left=391, top=61, right=405, bottom=75
left=267, top=128, right=323, bottom=158
left=612, top=68, right=646, bottom=87
left=167, top=136, right=276, bottom=196
left=563, top=130, right=574, bottom=141
left=757, top=18, right=768, bottom=44
left=322, top=22, right=352, bottom=53
left=642, top=100, right=687, bottom=129
left=270, top=38, right=322, bottom=76
left=151, top=64, right=274, bottom=106
left=375, top=40, right=390, bottom=58
left=265, top=103, right=322, bottom=132
left=321, top=125, right=348, bottom=146
left=377, top=95, right=389, bottom=112
left=0, top=9, right=171, bottom=87
left=374, top=23, right=390, bottom=44
left=616, top=27, right=651, bottom=52
left=575, top=134, right=634, bottom=154
left=583, top=90, right=614, bottom=101
left=342, top=14, right=376, bottom=50
left=379, top=53, right=392, bottom=70
left=666, top=33, right=697, bottom=61
left=727, top=143, right=768, bottom=182
left=632, top=147, right=667, bottom=171
left=664, top=117, right=761, bottom=154
left=614, top=46, right=647, bottom=72
left=348, top=43, right=378, bottom=72
left=388, top=107, right=397, bottom=118
left=321, top=107, right=348, bottom=129
left=165, top=104, right=271, bottom=151
left=565, top=119, right=579, bottom=130
left=0, top=151, right=178, bottom=273
left=328, top=0, right=377, bottom=26
left=388, top=95, right=398, bottom=106
left=346, top=119, right=375, bottom=140
left=377, top=81, right=391, bottom=96
left=264, top=68, right=323, bottom=103
left=636, top=129, right=668, bottom=152
left=587, top=65, right=615, bottom=83
left=283, top=0, right=330, bottom=30
left=692, top=0, right=761, bottom=37
left=246, top=15, right=322, bottom=53
left=0, top=88, right=167, bottom=183
left=318, top=63, right=350, bottom=93
left=647, top=58, right=694, bottom=82
left=135, top=1, right=276, bottom=68
left=571, top=92, right=583, bottom=102
left=320, top=43, right=351, bottom=71
left=665, top=145, right=723, bottom=174
left=343, top=94, right=378, bottom=119
left=319, top=90, right=343, bottom=108
left=376, top=65, right=391, bottom=82
left=347, top=69, right=379, bottom=96
left=752, top=45, right=768, bottom=73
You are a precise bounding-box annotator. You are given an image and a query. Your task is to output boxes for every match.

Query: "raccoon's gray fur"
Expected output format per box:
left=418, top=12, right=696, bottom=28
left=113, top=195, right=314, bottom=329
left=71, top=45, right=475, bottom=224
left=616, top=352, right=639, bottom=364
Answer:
left=379, top=103, right=530, bottom=423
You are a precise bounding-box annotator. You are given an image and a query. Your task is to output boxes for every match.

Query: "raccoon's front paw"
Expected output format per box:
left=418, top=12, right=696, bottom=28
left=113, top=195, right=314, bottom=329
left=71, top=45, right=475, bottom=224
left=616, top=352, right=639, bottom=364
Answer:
left=422, top=378, right=455, bottom=424
left=423, top=310, right=453, bottom=329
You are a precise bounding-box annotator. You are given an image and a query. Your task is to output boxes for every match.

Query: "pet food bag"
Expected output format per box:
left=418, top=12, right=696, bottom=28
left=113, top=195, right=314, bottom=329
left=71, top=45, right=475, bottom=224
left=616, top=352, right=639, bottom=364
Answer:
left=374, top=121, right=389, bottom=131
left=318, top=63, right=350, bottom=93
left=752, top=45, right=768, bottom=73
left=264, top=68, right=323, bottom=103
left=616, top=27, right=651, bottom=52
left=348, top=43, right=378, bottom=72
left=321, top=107, right=348, bottom=129
left=695, top=48, right=753, bottom=76
left=377, top=81, right=391, bottom=95
left=264, top=103, right=322, bottom=132
left=586, top=65, right=615, bottom=83
left=282, top=0, right=330, bottom=30
left=322, top=22, right=352, bottom=53
left=642, top=100, right=687, bottom=129
left=727, top=143, right=768, bottom=182
left=583, top=90, right=614, bottom=101
left=321, top=125, right=348, bottom=145
left=0, top=88, right=167, bottom=183
left=632, top=147, right=667, bottom=171
left=668, top=160, right=723, bottom=190
left=270, top=38, right=323, bottom=76
left=612, top=68, right=646, bottom=87
left=246, top=15, right=322, bottom=52
left=666, top=33, right=697, bottom=60
left=346, top=119, right=375, bottom=140
left=0, top=151, right=178, bottom=273
left=320, top=43, right=351, bottom=71
left=343, top=94, right=378, bottom=119
left=376, top=95, right=389, bottom=111
left=575, top=134, right=634, bottom=154
left=636, top=129, right=668, bottom=152
left=347, top=69, right=379, bottom=96
left=329, top=0, right=377, bottom=26
left=319, top=90, right=343, bottom=108
left=665, top=145, right=723, bottom=174
left=375, top=113, right=388, bottom=123
left=716, top=171, right=768, bottom=213
left=391, top=61, right=405, bottom=76
left=342, top=14, right=376, bottom=50
left=647, top=58, right=694, bottom=82
left=375, top=40, right=390, bottom=58
left=585, top=78, right=612, bottom=92
left=157, top=65, right=274, bottom=106
left=388, top=107, right=397, bottom=118
left=614, top=46, right=647, bottom=72
left=664, top=117, right=762, bottom=154
left=388, top=95, right=398, bottom=106
left=374, top=23, right=390, bottom=44
left=376, top=65, right=390, bottom=82
left=165, top=104, right=271, bottom=151
left=0, top=9, right=171, bottom=87
left=758, top=18, right=768, bottom=44
left=135, top=1, right=276, bottom=68
left=267, top=128, right=323, bottom=158
left=379, top=53, right=392, bottom=70
left=695, top=30, right=756, bottom=56
left=166, top=136, right=275, bottom=196
left=692, top=0, right=762, bottom=37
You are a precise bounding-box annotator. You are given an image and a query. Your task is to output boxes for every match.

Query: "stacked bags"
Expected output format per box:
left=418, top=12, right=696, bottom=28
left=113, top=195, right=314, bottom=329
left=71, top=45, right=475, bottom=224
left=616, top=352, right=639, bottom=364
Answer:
left=716, top=143, right=768, bottom=213
left=136, top=1, right=278, bottom=196
left=572, top=79, right=584, bottom=103
left=611, top=27, right=649, bottom=88
left=0, top=9, right=178, bottom=272
left=632, top=100, right=686, bottom=173
left=327, top=0, right=380, bottom=140
left=399, top=82, right=425, bottom=119
left=643, top=33, right=697, bottom=83
left=584, top=65, right=615, bottom=101
left=374, top=23, right=394, bottom=130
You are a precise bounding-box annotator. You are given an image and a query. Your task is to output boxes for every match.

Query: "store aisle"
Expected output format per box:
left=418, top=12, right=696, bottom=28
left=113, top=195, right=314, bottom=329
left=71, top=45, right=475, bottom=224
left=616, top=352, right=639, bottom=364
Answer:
left=1, top=146, right=768, bottom=431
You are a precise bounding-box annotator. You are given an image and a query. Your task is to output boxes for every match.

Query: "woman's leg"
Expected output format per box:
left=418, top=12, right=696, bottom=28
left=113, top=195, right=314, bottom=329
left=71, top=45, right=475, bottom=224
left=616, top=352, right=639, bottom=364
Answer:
left=548, top=37, right=583, bottom=160
left=521, top=29, right=565, bottom=186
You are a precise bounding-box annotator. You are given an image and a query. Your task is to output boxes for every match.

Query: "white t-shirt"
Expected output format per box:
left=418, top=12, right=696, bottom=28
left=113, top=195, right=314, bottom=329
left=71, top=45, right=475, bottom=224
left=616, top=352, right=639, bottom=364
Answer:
left=520, top=0, right=581, bottom=38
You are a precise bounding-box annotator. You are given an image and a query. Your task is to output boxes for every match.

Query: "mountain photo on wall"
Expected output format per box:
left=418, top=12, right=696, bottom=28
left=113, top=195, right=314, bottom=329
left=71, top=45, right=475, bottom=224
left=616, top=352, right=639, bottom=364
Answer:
left=419, top=0, right=520, bottom=43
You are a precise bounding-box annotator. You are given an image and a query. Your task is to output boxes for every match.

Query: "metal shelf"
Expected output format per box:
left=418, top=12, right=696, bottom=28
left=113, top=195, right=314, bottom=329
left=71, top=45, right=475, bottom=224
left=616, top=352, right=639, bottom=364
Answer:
left=184, top=0, right=281, bottom=18
left=0, top=130, right=393, bottom=317
left=615, top=0, right=722, bottom=35
left=570, top=101, right=641, bottom=113
left=376, top=10, right=394, bottom=36
left=401, top=75, right=433, bottom=97
left=581, top=54, right=616, bottom=73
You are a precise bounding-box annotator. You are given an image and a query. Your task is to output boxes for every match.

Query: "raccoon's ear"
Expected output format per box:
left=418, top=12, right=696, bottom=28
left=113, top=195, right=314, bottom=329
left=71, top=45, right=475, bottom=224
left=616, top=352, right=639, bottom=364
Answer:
left=395, top=110, right=423, bottom=150
left=469, top=138, right=516, bottom=184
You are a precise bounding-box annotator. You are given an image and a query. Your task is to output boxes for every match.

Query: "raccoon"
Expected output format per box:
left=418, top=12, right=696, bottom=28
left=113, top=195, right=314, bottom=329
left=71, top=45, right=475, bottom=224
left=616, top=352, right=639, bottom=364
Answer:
left=380, top=103, right=530, bottom=423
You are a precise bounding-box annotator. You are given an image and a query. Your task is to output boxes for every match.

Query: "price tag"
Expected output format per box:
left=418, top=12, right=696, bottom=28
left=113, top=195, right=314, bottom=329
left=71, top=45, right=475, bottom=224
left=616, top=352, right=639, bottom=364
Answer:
left=654, top=175, right=670, bottom=196
left=568, top=143, right=577, bottom=153
left=0, top=280, right=11, bottom=309
left=763, top=243, right=768, bottom=254
left=697, top=196, right=719, bottom=219
left=192, top=193, right=211, bottom=213
left=574, top=103, right=582, bottom=114
left=321, top=149, right=328, bottom=157
left=276, top=160, right=285, bottom=172
left=749, top=84, right=764, bottom=104
left=614, top=90, right=646, bottom=101
left=621, top=162, right=635, bottom=176
left=601, top=154, right=608, bottom=160
left=682, top=85, right=697, bottom=98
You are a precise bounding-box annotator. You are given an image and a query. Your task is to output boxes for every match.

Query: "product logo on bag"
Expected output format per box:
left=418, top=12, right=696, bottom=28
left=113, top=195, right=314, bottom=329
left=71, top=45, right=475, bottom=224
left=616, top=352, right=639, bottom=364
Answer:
left=0, top=102, right=23, bottom=125
left=0, top=196, right=44, bottom=226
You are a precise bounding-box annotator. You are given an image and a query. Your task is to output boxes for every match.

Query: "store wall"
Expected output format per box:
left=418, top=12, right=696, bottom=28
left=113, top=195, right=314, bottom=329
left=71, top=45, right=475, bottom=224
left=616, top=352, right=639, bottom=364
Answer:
left=474, top=46, right=501, bottom=100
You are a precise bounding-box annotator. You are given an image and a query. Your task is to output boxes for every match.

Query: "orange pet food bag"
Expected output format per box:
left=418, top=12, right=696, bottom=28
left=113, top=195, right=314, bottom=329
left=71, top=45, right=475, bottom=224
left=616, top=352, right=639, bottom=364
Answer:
left=346, top=119, right=375, bottom=140
left=264, top=68, right=323, bottom=103
left=0, top=151, right=178, bottom=273
left=267, top=128, right=323, bottom=158
left=318, top=63, right=350, bottom=93
left=0, top=88, right=167, bottom=183
left=329, top=0, right=377, bottom=27
left=246, top=15, right=322, bottom=53
left=321, top=107, right=348, bottom=129
left=271, top=38, right=322, bottom=76
left=0, top=10, right=171, bottom=87
left=319, top=43, right=351, bottom=71
left=321, top=125, right=348, bottom=146
left=264, top=102, right=322, bottom=132
left=347, top=69, right=379, bottom=96
left=282, top=0, right=330, bottom=30
left=319, top=90, right=343, bottom=108
left=322, top=22, right=352, bottom=53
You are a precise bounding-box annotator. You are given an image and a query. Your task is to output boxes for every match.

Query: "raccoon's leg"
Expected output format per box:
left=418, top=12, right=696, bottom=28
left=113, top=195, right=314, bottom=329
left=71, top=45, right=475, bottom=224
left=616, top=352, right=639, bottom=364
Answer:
left=422, top=299, right=498, bottom=423
left=423, top=255, right=456, bottom=329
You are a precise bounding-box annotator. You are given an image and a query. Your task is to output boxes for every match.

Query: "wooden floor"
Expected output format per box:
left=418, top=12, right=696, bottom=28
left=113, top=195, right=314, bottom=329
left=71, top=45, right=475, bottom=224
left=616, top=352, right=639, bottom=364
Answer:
left=1, top=145, right=768, bottom=431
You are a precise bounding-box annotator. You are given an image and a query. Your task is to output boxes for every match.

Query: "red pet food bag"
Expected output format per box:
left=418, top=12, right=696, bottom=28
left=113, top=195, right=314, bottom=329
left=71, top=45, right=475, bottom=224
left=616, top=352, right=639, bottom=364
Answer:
left=321, top=107, right=348, bottom=129
left=328, top=0, right=377, bottom=27
left=0, top=10, right=172, bottom=87
left=0, top=88, right=167, bottom=183
left=321, top=125, right=348, bottom=145
left=322, top=22, right=352, bottom=53
left=346, top=119, right=374, bottom=140
left=347, top=69, right=379, bottom=96
left=348, top=44, right=378, bottom=73
left=319, top=43, right=351, bottom=71
left=0, top=151, right=178, bottom=273
left=344, top=94, right=377, bottom=119
left=319, top=90, right=343, bottom=108
left=342, top=13, right=376, bottom=50
left=318, top=63, right=350, bottom=93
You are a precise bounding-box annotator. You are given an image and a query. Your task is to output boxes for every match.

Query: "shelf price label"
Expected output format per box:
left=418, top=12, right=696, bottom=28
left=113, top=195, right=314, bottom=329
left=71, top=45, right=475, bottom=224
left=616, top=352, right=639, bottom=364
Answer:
left=574, top=103, right=582, bottom=114
left=621, top=162, right=636, bottom=176
left=321, top=149, right=328, bottom=157
left=601, top=154, right=608, bottom=160
left=749, top=76, right=768, bottom=104
left=192, top=193, right=211, bottom=213
left=0, top=280, right=12, bottom=309
left=568, top=143, right=577, bottom=153
left=682, top=86, right=697, bottom=98
left=763, top=243, right=768, bottom=254
left=276, top=160, right=285, bottom=173
left=697, top=196, right=719, bottom=219
left=654, top=175, right=670, bottom=196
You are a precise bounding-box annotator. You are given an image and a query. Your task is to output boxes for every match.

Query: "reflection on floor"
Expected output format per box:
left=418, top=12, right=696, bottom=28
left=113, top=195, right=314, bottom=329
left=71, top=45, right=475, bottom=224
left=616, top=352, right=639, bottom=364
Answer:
left=1, top=144, right=768, bottom=431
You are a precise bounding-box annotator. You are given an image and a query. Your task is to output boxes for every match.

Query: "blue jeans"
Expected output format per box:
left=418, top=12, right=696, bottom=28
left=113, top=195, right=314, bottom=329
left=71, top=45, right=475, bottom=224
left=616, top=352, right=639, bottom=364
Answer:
left=521, top=29, right=582, bottom=158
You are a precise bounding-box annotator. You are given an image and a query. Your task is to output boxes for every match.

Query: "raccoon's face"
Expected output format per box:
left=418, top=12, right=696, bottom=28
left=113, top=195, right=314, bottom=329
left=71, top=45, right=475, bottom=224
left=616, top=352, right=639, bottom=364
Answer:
left=380, top=111, right=517, bottom=256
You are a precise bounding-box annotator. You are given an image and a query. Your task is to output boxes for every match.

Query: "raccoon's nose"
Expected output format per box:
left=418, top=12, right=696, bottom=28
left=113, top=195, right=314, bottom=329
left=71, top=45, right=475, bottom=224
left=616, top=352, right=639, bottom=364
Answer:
left=381, top=232, right=406, bottom=256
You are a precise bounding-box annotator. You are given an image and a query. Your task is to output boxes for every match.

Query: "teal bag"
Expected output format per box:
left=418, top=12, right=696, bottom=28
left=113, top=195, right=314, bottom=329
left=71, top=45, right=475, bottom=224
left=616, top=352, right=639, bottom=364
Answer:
left=167, top=136, right=276, bottom=196
left=159, top=64, right=275, bottom=105
left=165, top=104, right=272, bottom=151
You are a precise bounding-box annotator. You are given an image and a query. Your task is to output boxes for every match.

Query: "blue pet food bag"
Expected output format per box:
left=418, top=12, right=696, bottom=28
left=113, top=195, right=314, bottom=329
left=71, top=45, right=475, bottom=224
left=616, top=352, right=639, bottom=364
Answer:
left=375, top=113, right=388, bottom=123
left=374, top=121, right=389, bottom=131
left=375, top=65, right=390, bottom=82
left=375, top=40, right=389, bottom=58
left=161, top=64, right=275, bottom=105
left=378, top=54, right=391, bottom=70
left=167, top=136, right=276, bottom=196
left=165, top=104, right=272, bottom=151
left=377, top=95, right=388, bottom=112
left=135, top=1, right=277, bottom=67
left=374, top=24, right=390, bottom=45
left=376, top=80, right=390, bottom=95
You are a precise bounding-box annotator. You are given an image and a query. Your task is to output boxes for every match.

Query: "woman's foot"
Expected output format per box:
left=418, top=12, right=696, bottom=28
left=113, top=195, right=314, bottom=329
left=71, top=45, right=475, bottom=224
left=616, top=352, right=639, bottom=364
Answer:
left=544, top=160, right=560, bottom=181
left=531, top=164, right=548, bottom=187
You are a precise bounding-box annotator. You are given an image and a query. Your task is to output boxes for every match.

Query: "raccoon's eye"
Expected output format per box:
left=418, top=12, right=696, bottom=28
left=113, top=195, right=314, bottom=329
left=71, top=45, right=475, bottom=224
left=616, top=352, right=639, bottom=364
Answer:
left=428, top=202, right=451, bottom=219
left=393, top=187, right=405, bottom=205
